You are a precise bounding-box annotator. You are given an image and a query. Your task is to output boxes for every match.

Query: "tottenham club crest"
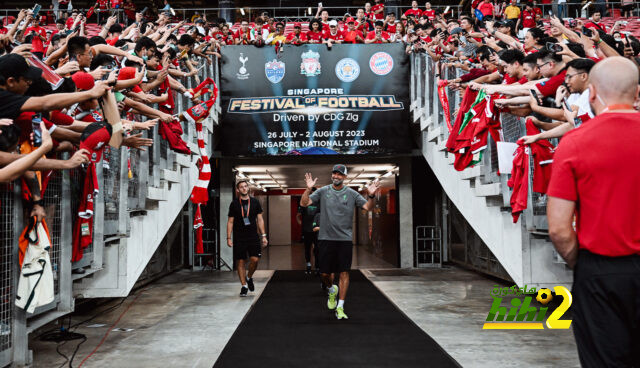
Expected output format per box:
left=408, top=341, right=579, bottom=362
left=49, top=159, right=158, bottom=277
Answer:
left=335, top=58, right=360, bottom=82
left=265, top=59, right=285, bottom=84
left=236, top=53, right=250, bottom=80
left=300, top=50, right=321, bottom=77
left=369, top=52, right=394, bottom=76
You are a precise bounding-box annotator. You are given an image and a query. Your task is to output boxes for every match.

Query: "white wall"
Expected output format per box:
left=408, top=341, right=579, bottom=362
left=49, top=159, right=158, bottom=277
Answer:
left=268, top=196, right=291, bottom=245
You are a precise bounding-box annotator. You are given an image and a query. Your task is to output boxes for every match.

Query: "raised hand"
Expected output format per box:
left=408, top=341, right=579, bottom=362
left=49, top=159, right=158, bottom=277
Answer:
left=304, top=172, right=317, bottom=190
left=366, top=179, right=380, bottom=197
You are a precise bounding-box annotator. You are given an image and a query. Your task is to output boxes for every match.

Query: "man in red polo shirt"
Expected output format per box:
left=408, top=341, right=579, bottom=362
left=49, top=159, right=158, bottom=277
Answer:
left=371, top=0, right=385, bottom=20
left=365, top=21, right=391, bottom=43
left=547, top=56, right=640, bottom=368
left=403, top=1, right=423, bottom=18
left=343, top=18, right=364, bottom=43
left=25, top=18, right=48, bottom=60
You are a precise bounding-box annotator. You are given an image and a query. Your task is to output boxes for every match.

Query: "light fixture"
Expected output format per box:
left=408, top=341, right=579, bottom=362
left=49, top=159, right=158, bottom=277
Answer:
left=382, top=171, right=394, bottom=178
left=308, top=7, right=312, bottom=15
left=262, top=188, right=267, bottom=192
left=240, top=8, right=245, bottom=16
left=236, top=170, right=247, bottom=179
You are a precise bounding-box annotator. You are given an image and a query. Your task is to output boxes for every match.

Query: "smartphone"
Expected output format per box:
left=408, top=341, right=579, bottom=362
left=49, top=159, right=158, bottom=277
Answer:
left=31, top=114, right=42, bottom=147
left=582, top=26, right=593, bottom=37
left=318, top=2, right=323, bottom=7
left=530, top=89, right=542, bottom=104
left=140, top=7, right=148, bottom=15
left=545, top=42, right=562, bottom=53
left=563, top=98, right=573, bottom=111
left=32, top=4, right=42, bottom=18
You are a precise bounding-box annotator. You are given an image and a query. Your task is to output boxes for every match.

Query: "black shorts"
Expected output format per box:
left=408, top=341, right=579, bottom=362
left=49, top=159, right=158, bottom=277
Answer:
left=318, top=240, right=352, bottom=274
left=233, top=239, right=262, bottom=261
left=571, top=250, right=640, bottom=367
left=622, top=4, right=633, bottom=12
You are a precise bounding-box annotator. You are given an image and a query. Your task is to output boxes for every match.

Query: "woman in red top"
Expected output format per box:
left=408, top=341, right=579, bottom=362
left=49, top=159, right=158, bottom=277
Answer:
left=306, top=19, right=324, bottom=44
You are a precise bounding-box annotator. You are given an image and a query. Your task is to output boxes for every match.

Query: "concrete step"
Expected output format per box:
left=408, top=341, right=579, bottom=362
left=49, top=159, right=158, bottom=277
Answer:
left=446, top=153, right=456, bottom=165
left=175, top=153, right=193, bottom=168
left=161, top=169, right=181, bottom=183
left=187, top=141, right=199, bottom=154
left=474, top=181, right=501, bottom=197
left=426, top=126, right=442, bottom=142
left=147, top=184, right=168, bottom=201
left=413, top=107, right=423, bottom=123
left=436, top=140, right=448, bottom=152
left=459, top=166, right=481, bottom=180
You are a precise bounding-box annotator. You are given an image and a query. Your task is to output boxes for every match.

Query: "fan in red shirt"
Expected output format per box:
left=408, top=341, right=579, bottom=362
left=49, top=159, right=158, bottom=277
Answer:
left=25, top=19, right=48, bottom=59
left=371, top=0, right=385, bottom=20
left=286, top=23, right=307, bottom=45
left=531, top=0, right=543, bottom=18
left=584, top=11, right=608, bottom=32
left=520, top=5, right=536, bottom=29
left=423, top=2, right=436, bottom=19
left=534, top=51, right=567, bottom=98
left=323, top=20, right=344, bottom=43
left=342, top=17, right=365, bottom=43
left=97, top=0, right=109, bottom=11
left=477, top=0, right=495, bottom=18
left=547, top=57, right=640, bottom=367
left=66, top=12, right=77, bottom=30
left=355, top=9, right=372, bottom=33
left=306, top=19, right=324, bottom=44
left=384, top=13, right=397, bottom=33
left=404, top=1, right=423, bottom=18
left=365, top=21, right=391, bottom=43
left=123, top=0, right=136, bottom=22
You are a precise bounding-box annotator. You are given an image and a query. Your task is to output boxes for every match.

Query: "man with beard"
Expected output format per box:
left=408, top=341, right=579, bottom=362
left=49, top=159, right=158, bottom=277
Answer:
left=227, top=180, right=268, bottom=297
left=300, top=165, right=380, bottom=320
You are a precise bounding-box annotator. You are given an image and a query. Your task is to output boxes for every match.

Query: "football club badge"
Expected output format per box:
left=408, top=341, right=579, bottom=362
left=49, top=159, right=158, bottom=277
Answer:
left=265, top=59, right=285, bottom=83
left=335, top=58, right=360, bottom=82
left=236, top=53, right=250, bottom=80
left=300, top=50, right=321, bottom=77
left=369, top=52, right=394, bottom=76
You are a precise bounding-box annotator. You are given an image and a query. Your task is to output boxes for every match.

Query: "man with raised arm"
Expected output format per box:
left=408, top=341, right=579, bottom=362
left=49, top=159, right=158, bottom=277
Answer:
left=300, top=165, right=379, bottom=320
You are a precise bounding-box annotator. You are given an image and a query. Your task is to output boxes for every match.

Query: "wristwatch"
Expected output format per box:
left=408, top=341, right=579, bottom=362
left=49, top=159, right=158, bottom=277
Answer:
left=368, top=194, right=375, bottom=199
left=32, top=199, right=44, bottom=207
left=261, top=233, right=267, bottom=237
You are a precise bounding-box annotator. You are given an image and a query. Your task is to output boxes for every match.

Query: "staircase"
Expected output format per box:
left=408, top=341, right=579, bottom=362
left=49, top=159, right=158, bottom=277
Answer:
left=411, top=54, right=572, bottom=288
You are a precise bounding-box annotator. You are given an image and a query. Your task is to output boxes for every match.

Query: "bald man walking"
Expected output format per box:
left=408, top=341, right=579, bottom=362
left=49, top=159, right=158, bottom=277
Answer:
left=547, top=57, right=640, bottom=367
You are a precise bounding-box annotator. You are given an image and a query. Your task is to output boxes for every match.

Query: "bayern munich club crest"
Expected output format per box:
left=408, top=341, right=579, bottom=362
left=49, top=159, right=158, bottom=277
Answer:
left=265, top=59, right=285, bottom=83
left=369, top=52, right=394, bottom=76
left=300, top=50, right=321, bottom=77
left=335, top=58, right=360, bottom=82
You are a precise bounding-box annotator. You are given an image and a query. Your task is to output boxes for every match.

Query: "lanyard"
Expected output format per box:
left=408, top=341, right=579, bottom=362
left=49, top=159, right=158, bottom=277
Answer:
left=240, top=197, right=250, bottom=218
left=601, top=104, right=635, bottom=113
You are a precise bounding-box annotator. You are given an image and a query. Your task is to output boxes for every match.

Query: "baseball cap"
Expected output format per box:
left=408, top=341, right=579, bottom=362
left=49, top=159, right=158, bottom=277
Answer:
left=293, top=22, right=302, bottom=28
left=332, top=164, right=347, bottom=175
left=329, top=20, right=338, bottom=27
left=0, top=54, right=42, bottom=82
left=79, top=122, right=113, bottom=163
left=72, top=71, right=95, bottom=91
left=346, top=17, right=355, bottom=24
left=450, top=27, right=464, bottom=35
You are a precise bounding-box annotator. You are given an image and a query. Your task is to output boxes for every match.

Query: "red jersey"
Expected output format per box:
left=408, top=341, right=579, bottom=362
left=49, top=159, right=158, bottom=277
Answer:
left=371, top=3, right=385, bottom=20
left=323, top=30, right=344, bottom=42
left=532, top=7, right=543, bottom=18
left=97, top=0, right=109, bottom=10
left=477, top=2, right=494, bottom=17
left=66, top=17, right=75, bottom=30
left=343, top=29, right=364, bottom=43
left=548, top=112, right=640, bottom=257
left=111, top=0, right=122, bottom=8
left=404, top=8, right=422, bottom=18
left=366, top=30, right=390, bottom=43
left=25, top=26, right=47, bottom=53
left=521, top=10, right=536, bottom=28
left=123, top=2, right=136, bottom=19
left=286, top=32, right=307, bottom=44
left=535, top=69, right=567, bottom=97
left=306, top=30, right=324, bottom=43
left=422, top=9, right=436, bottom=19
left=584, top=21, right=607, bottom=32
left=385, top=23, right=397, bottom=33
left=355, top=19, right=371, bottom=33
left=233, top=29, right=254, bottom=44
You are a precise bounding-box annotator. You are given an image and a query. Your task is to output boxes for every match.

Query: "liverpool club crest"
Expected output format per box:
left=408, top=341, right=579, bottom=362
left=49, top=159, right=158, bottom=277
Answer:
left=300, top=50, right=321, bottom=77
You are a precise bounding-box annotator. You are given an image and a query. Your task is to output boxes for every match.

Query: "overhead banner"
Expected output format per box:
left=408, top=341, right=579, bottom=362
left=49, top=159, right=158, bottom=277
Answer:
left=218, top=44, right=411, bottom=156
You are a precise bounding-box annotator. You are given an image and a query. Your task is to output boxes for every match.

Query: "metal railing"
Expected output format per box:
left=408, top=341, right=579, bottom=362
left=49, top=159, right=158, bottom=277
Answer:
left=411, top=53, right=549, bottom=233
left=0, top=54, right=219, bottom=366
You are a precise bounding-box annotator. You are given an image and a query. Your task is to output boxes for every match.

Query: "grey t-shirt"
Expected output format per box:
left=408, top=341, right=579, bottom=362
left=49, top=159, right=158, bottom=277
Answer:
left=309, top=184, right=368, bottom=241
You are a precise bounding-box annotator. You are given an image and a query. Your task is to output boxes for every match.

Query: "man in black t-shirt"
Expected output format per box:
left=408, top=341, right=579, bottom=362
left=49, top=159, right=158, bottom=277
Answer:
left=296, top=188, right=320, bottom=274
left=227, top=180, right=268, bottom=297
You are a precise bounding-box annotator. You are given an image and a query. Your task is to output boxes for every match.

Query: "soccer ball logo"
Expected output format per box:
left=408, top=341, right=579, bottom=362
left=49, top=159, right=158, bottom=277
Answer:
left=536, top=288, right=553, bottom=305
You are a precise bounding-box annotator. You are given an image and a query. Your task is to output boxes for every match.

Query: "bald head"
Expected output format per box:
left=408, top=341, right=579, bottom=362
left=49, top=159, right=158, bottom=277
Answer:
left=589, top=57, right=639, bottom=105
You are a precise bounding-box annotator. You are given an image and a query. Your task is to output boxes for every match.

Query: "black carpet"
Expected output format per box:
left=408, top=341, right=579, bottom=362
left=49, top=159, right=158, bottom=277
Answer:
left=213, top=270, right=460, bottom=368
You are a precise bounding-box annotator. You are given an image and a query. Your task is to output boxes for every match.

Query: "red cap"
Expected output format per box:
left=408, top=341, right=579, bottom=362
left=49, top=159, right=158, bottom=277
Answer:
left=293, top=22, right=302, bottom=28
left=72, top=72, right=95, bottom=91
left=117, top=67, right=143, bottom=93
left=79, top=122, right=113, bottom=163
left=346, top=17, right=356, bottom=23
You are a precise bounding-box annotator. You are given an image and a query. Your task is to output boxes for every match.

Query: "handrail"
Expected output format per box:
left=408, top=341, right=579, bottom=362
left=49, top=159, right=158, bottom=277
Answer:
left=1, top=53, right=219, bottom=365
